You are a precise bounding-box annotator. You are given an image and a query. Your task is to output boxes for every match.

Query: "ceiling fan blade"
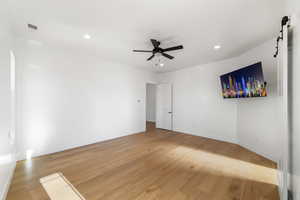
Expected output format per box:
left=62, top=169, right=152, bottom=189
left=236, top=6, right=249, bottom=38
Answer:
left=161, top=53, right=174, bottom=59
left=147, top=54, right=155, bottom=61
left=150, top=39, right=160, bottom=48
left=163, top=45, right=183, bottom=52
left=133, top=50, right=153, bottom=53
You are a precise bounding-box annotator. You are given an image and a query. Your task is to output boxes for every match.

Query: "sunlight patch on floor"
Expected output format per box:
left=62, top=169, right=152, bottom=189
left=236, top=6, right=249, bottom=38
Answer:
left=40, top=173, right=86, bottom=200
left=166, top=146, right=278, bottom=185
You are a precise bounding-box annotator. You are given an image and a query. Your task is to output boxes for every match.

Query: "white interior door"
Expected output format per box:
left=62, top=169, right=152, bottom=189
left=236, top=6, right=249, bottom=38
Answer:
left=156, top=84, right=173, bottom=130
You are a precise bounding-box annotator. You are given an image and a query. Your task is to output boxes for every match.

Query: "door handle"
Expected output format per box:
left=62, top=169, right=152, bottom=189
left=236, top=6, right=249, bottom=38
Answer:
left=168, top=112, right=172, bottom=114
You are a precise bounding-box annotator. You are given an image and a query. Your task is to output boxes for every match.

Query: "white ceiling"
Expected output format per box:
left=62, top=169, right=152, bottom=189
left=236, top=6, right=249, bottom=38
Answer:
left=6, top=0, right=284, bottom=72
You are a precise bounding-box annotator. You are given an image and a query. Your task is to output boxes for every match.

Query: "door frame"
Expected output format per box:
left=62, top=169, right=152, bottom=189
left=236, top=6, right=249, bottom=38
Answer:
left=145, top=82, right=174, bottom=131
left=145, top=82, right=157, bottom=129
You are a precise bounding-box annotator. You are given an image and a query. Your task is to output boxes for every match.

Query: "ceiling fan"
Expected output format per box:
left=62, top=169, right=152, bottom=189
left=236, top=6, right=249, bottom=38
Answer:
left=133, top=39, right=183, bottom=61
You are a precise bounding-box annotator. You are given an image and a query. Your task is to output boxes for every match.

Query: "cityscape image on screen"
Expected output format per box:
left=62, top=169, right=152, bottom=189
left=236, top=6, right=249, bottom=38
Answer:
left=220, top=62, right=267, bottom=98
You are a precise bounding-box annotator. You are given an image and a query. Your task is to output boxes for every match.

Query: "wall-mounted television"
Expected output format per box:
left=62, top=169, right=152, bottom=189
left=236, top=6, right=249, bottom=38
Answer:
left=220, top=62, right=267, bottom=99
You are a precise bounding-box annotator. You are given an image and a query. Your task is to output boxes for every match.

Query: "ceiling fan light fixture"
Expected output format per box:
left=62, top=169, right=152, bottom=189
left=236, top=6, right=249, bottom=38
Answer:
left=28, top=23, right=38, bottom=30
left=214, top=45, right=221, bottom=50
left=83, top=34, right=91, bottom=40
left=133, top=39, right=183, bottom=61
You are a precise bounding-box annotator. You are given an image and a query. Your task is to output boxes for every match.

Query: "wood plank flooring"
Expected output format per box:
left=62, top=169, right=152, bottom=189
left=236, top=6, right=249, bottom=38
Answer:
left=7, top=123, right=279, bottom=200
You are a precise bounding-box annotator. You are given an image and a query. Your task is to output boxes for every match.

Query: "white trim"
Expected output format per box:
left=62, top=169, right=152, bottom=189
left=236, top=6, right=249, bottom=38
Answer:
left=17, top=130, right=144, bottom=161
left=145, top=83, right=157, bottom=127
left=9, top=51, right=16, bottom=145
left=282, top=22, right=290, bottom=200
left=0, top=162, right=16, bottom=200
left=277, top=158, right=284, bottom=200
left=146, top=120, right=156, bottom=123
left=275, top=20, right=290, bottom=200
left=174, top=129, right=238, bottom=145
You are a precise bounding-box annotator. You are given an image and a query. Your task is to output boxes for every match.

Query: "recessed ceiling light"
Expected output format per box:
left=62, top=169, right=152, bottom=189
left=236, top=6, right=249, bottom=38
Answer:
left=83, top=34, right=91, bottom=40
left=159, top=63, right=164, bottom=67
left=214, top=45, right=221, bottom=50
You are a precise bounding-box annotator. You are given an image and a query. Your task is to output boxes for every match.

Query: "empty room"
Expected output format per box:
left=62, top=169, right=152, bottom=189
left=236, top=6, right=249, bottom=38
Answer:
left=1, top=0, right=300, bottom=199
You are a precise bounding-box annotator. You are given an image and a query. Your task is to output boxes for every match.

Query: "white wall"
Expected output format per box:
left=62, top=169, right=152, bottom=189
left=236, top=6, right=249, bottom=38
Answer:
left=146, top=84, right=156, bottom=122
left=235, top=40, right=281, bottom=162
left=158, top=39, right=281, bottom=161
left=15, top=37, right=282, bottom=163
left=0, top=24, right=16, bottom=200
left=286, top=0, right=300, bottom=198
left=158, top=59, right=238, bottom=144
left=15, top=41, right=156, bottom=160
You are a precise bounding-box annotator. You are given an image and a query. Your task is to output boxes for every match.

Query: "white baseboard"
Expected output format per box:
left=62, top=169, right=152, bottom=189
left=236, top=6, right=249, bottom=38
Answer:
left=0, top=162, right=16, bottom=200
left=174, top=128, right=238, bottom=144
left=17, top=130, right=145, bottom=161
left=146, top=120, right=156, bottom=123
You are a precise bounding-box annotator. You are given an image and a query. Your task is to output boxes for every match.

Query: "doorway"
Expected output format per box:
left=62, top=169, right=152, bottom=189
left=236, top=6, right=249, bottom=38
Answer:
left=146, top=83, right=156, bottom=131
left=145, top=83, right=173, bottom=132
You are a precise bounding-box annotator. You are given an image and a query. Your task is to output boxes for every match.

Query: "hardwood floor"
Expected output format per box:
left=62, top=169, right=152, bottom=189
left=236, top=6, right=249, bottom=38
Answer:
left=7, top=124, right=279, bottom=200
left=146, top=121, right=156, bottom=131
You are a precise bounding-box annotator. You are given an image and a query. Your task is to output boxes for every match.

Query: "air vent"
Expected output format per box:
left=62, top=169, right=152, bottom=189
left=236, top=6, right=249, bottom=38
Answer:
left=27, top=24, right=38, bottom=30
